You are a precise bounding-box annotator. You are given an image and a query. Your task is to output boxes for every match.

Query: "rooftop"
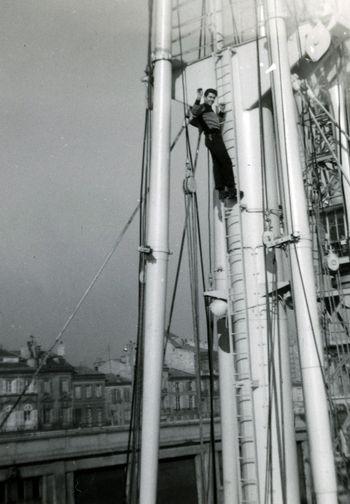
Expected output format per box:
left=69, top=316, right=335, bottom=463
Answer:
left=105, top=373, right=131, bottom=386
left=74, top=366, right=105, bottom=379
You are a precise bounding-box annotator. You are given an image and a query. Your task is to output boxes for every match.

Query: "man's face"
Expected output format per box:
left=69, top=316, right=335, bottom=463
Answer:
left=204, top=92, right=216, bottom=106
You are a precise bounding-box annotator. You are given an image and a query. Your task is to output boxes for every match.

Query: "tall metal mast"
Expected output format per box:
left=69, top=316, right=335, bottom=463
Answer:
left=210, top=2, right=241, bottom=502
left=139, top=1, right=172, bottom=503
left=265, top=0, right=338, bottom=501
left=212, top=195, right=240, bottom=504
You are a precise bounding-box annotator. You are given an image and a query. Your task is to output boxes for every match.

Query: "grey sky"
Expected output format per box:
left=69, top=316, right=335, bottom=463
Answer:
left=0, top=0, right=207, bottom=365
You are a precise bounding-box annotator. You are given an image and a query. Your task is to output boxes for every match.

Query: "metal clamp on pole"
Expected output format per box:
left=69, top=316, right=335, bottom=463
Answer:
left=138, top=245, right=153, bottom=255
left=263, top=230, right=301, bottom=249
left=151, top=49, right=172, bottom=64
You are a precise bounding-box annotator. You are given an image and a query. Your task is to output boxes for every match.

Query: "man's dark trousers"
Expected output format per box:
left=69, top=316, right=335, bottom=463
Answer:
left=205, top=131, right=235, bottom=190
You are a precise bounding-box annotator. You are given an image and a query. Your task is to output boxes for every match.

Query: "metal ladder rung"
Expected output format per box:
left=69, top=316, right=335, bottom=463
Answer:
left=226, top=230, right=241, bottom=237
left=235, top=379, right=254, bottom=388
left=238, top=416, right=254, bottom=424
left=228, top=295, right=246, bottom=302
left=241, top=478, right=259, bottom=486
left=234, top=337, right=249, bottom=344
left=226, top=233, right=241, bottom=242
left=235, top=370, right=252, bottom=378
left=230, top=280, right=245, bottom=287
left=239, top=395, right=254, bottom=403
left=232, top=335, right=249, bottom=342
left=227, top=254, right=243, bottom=260
left=227, top=241, right=243, bottom=247
left=215, top=59, right=230, bottom=67
left=230, top=308, right=247, bottom=316
left=226, top=242, right=242, bottom=248
left=233, top=330, right=249, bottom=337
left=236, top=357, right=249, bottom=364
left=216, top=79, right=231, bottom=86
left=216, top=71, right=231, bottom=79
left=239, top=436, right=255, bottom=444
left=227, top=274, right=244, bottom=280
left=216, top=51, right=259, bottom=497
left=236, top=375, right=251, bottom=381
left=217, top=88, right=232, bottom=96
left=227, top=265, right=244, bottom=271
left=215, top=66, right=230, bottom=75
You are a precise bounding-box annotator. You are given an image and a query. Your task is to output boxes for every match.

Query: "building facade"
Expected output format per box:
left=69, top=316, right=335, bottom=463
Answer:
left=0, top=349, right=38, bottom=432
left=0, top=341, right=106, bottom=433
left=72, top=367, right=106, bottom=428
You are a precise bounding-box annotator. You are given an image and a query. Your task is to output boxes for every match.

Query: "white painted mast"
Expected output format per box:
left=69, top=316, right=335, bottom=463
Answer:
left=139, top=1, right=172, bottom=503
left=209, top=1, right=240, bottom=502
left=212, top=197, right=240, bottom=504
left=265, top=0, right=338, bottom=502
left=263, top=106, right=300, bottom=503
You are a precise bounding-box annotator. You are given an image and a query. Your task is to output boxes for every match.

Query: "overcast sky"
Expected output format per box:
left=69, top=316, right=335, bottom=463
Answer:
left=0, top=0, right=208, bottom=365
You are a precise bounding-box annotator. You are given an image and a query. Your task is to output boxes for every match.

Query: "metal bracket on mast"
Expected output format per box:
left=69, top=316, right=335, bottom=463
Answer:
left=203, top=289, right=227, bottom=301
left=138, top=245, right=153, bottom=254
left=138, top=245, right=172, bottom=256
left=151, top=49, right=172, bottom=64
left=263, top=230, right=301, bottom=249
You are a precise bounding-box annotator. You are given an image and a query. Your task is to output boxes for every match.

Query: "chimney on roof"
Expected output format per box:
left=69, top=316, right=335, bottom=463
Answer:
left=27, top=336, right=38, bottom=366
left=20, top=346, right=30, bottom=359
left=56, top=341, right=65, bottom=356
left=27, top=336, right=35, bottom=358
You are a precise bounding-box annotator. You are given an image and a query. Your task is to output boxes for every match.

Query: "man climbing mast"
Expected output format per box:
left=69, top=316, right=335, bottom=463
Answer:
left=191, top=88, right=242, bottom=200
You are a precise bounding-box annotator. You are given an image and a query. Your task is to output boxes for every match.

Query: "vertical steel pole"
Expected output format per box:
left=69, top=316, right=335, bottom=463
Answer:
left=139, top=1, right=172, bottom=503
left=265, top=0, right=338, bottom=502
left=213, top=195, right=240, bottom=504
left=263, top=106, right=301, bottom=503
left=228, top=59, right=261, bottom=503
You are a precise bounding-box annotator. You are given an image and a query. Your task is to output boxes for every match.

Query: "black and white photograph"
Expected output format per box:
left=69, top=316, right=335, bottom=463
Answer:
left=1, top=1, right=350, bottom=502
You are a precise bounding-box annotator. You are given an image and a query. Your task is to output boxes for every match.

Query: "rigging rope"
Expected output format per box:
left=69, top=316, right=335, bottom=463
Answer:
left=125, top=105, right=152, bottom=503
left=166, top=4, right=220, bottom=500
left=125, top=3, right=153, bottom=500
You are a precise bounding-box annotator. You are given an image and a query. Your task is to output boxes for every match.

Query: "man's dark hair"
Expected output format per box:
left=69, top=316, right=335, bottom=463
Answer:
left=204, top=88, right=217, bottom=97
